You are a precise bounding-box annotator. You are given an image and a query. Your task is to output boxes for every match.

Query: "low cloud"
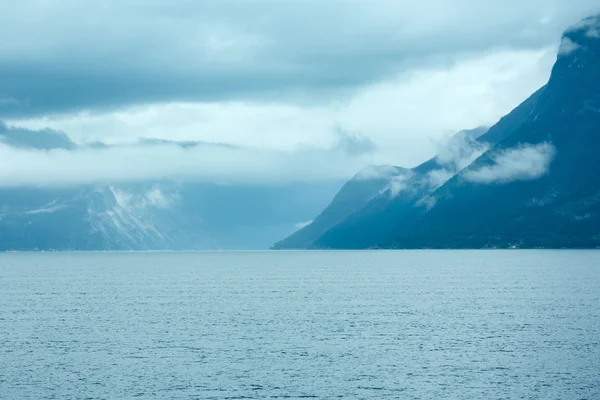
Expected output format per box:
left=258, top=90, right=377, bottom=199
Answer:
left=566, top=13, right=600, bottom=38
left=144, top=187, right=175, bottom=209
left=435, top=128, right=490, bottom=170
left=385, top=172, right=415, bottom=198
left=425, top=128, right=490, bottom=188
left=416, top=196, right=437, bottom=211
left=336, top=128, right=377, bottom=156
left=353, top=165, right=404, bottom=181
left=426, top=169, right=456, bottom=189
left=294, top=220, right=313, bottom=230
left=463, top=142, right=556, bottom=184
left=8, top=47, right=556, bottom=169
left=110, top=185, right=177, bottom=211
left=558, top=37, right=582, bottom=56
left=0, top=141, right=370, bottom=187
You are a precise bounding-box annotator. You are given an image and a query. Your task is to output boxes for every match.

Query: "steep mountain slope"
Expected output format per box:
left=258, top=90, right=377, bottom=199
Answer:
left=312, top=128, right=492, bottom=249
left=311, top=85, right=546, bottom=249
left=276, top=100, right=543, bottom=250
left=276, top=14, right=600, bottom=250
left=272, top=165, right=407, bottom=249
left=386, top=14, right=600, bottom=248
left=274, top=79, right=544, bottom=251
left=314, top=85, right=553, bottom=249
left=274, top=127, right=490, bottom=249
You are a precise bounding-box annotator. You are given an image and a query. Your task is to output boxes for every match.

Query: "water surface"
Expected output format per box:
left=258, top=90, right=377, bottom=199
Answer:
left=1, top=251, right=599, bottom=399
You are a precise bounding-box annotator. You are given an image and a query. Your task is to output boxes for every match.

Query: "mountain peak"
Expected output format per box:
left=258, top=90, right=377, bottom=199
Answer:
left=565, top=14, right=600, bottom=38
left=558, top=14, right=600, bottom=58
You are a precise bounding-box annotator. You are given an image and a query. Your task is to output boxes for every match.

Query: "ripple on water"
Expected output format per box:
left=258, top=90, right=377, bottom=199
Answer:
left=0, top=250, right=599, bottom=399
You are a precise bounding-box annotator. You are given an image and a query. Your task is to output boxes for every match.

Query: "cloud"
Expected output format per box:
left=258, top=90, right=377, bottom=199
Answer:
left=386, top=172, right=415, bottom=198
left=416, top=195, right=437, bottom=211
left=435, top=129, right=490, bottom=170
left=426, top=169, right=457, bottom=189
left=0, top=5, right=596, bottom=186
left=0, top=141, right=371, bottom=187
left=463, top=142, right=556, bottom=184
left=565, top=13, right=600, bottom=37
left=0, top=1, right=597, bottom=117
left=144, top=187, right=174, bottom=209
left=424, top=127, right=491, bottom=188
left=336, top=128, right=378, bottom=156
left=558, top=37, right=582, bottom=55
left=7, top=47, right=557, bottom=170
left=295, top=220, right=313, bottom=230
left=112, top=185, right=176, bottom=210
left=353, top=165, right=405, bottom=181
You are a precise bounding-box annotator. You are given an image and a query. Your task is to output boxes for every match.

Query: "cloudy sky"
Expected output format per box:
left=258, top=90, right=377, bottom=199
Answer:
left=0, top=0, right=598, bottom=186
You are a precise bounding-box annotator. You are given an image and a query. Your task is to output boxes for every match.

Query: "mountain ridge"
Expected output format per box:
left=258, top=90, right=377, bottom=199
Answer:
left=275, top=13, right=600, bottom=250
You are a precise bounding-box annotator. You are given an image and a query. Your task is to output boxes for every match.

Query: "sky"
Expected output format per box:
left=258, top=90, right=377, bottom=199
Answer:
left=1, top=0, right=599, bottom=186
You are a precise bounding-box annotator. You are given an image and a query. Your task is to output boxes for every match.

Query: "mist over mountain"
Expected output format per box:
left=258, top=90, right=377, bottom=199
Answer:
left=2, top=11, right=600, bottom=251
left=0, top=182, right=343, bottom=251
left=275, top=14, right=600, bottom=250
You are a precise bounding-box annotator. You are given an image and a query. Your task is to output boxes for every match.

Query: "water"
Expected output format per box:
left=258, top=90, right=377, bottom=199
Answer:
left=1, top=251, right=599, bottom=399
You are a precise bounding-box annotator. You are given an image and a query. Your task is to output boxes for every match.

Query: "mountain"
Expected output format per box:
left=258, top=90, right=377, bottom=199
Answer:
left=1, top=120, right=346, bottom=250
left=311, top=87, right=548, bottom=249
left=0, top=181, right=343, bottom=251
left=272, top=165, right=407, bottom=249
left=386, top=14, right=600, bottom=248
left=274, top=126, right=494, bottom=249
left=275, top=14, right=600, bottom=249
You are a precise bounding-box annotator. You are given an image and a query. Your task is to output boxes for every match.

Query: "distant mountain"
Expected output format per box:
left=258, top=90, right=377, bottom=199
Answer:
left=275, top=14, right=600, bottom=249
left=0, top=181, right=343, bottom=251
left=1, top=121, right=346, bottom=250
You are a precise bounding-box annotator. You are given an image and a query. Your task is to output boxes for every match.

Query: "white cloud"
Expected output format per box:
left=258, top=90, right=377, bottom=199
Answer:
left=295, top=220, right=313, bottom=230
left=354, top=165, right=404, bottom=181
left=423, top=128, right=491, bottom=188
left=566, top=13, right=600, bottom=37
left=337, top=48, right=554, bottom=166
left=435, top=132, right=489, bottom=170
left=144, top=187, right=174, bottom=209
left=558, top=37, right=582, bottom=56
left=11, top=102, right=336, bottom=151
left=0, top=3, right=594, bottom=186
left=7, top=47, right=556, bottom=173
left=426, top=169, right=456, bottom=188
left=417, top=196, right=437, bottom=211
left=384, top=172, right=415, bottom=198
left=463, top=142, right=556, bottom=184
left=0, top=142, right=371, bottom=187
left=111, top=185, right=176, bottom=210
